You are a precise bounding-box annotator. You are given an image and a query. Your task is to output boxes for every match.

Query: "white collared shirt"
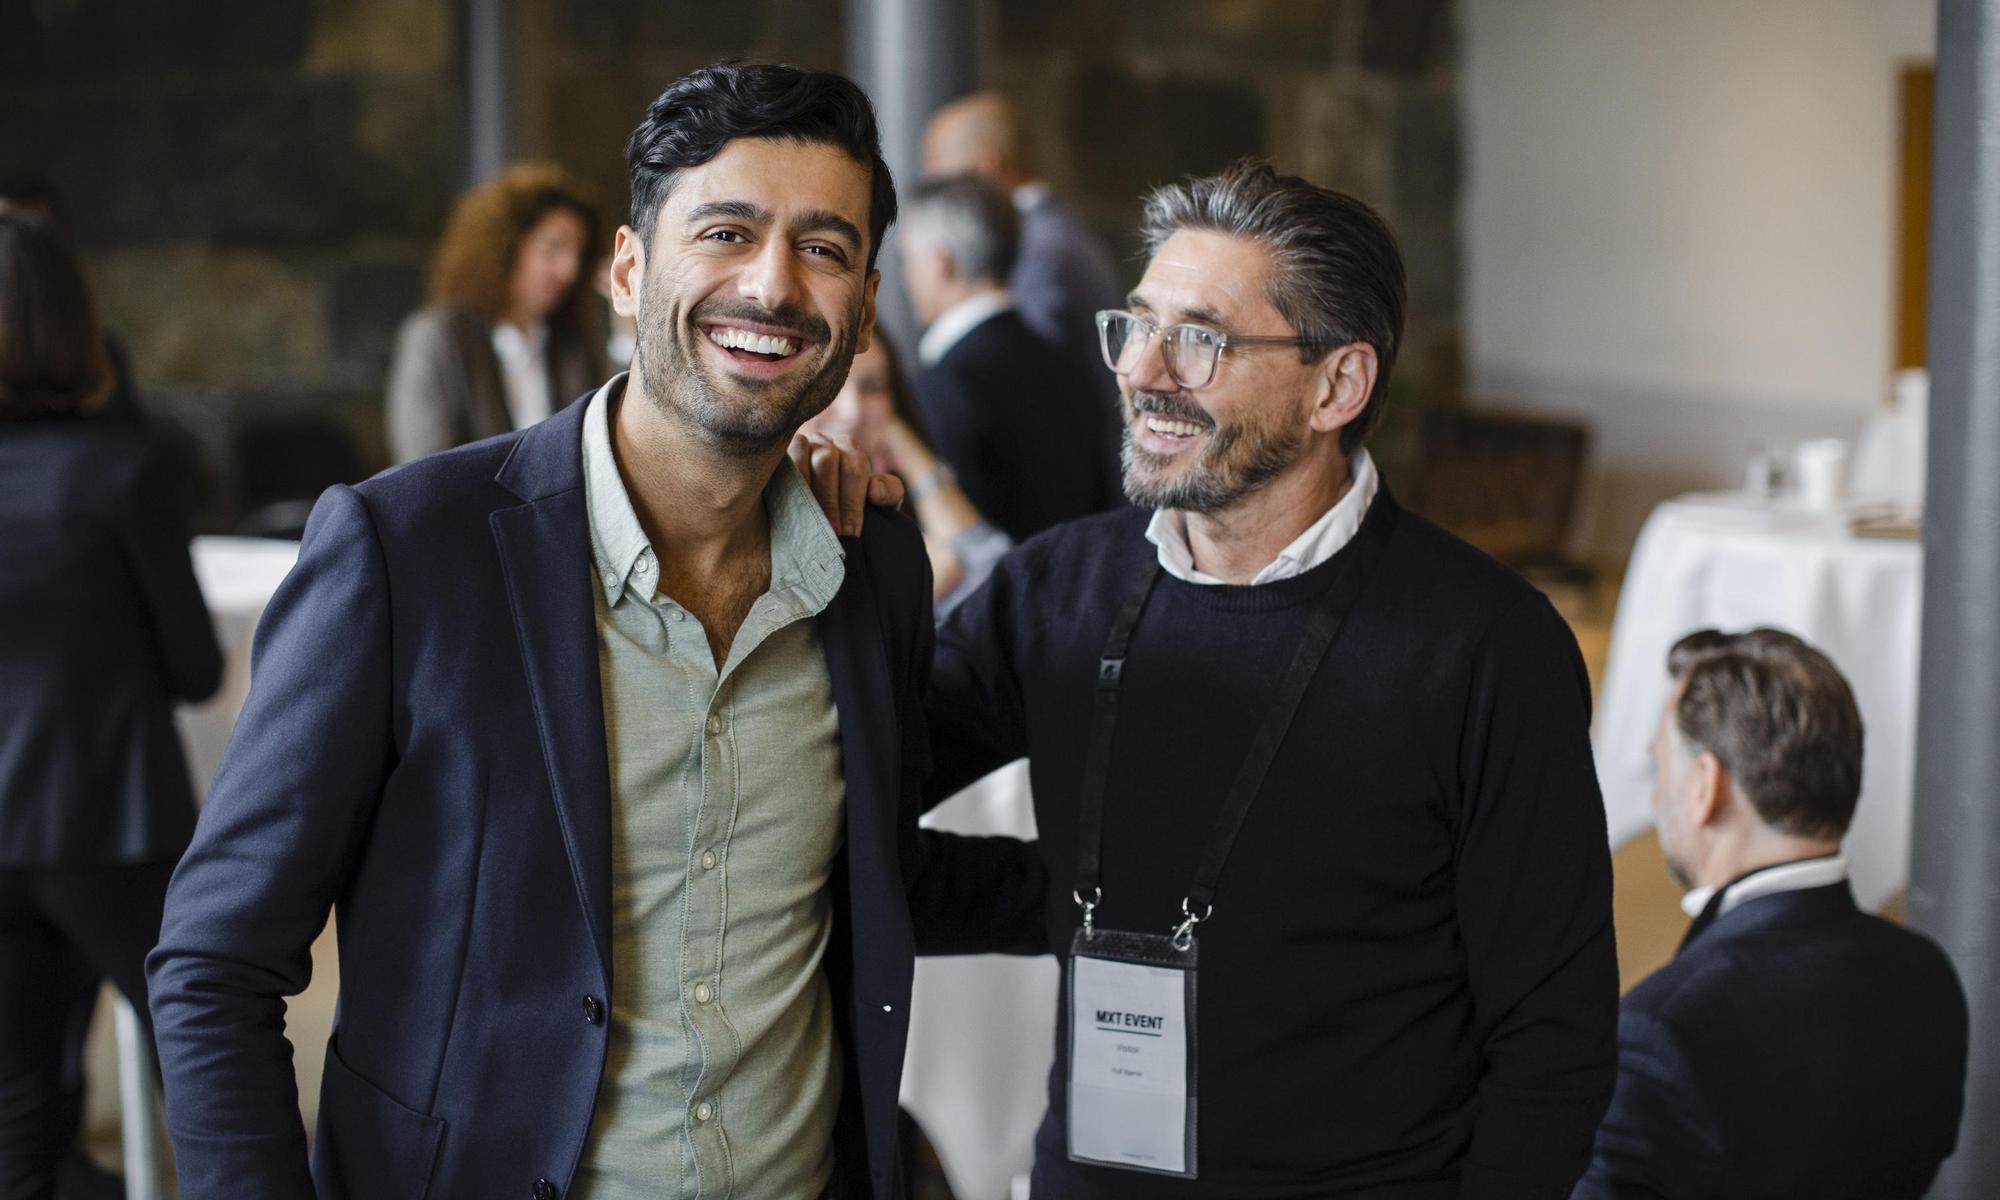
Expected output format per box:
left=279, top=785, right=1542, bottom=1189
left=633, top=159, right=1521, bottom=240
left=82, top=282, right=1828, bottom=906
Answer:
left=1680, top=854, right=1850, bottom=920
left=1144, top=450, right=1380, bottom=586
left=1011, top=181, right=1052, bottom=213
left=918, top=290, right=1015, bottom=366
left=491, top=319, right=554, bottom=431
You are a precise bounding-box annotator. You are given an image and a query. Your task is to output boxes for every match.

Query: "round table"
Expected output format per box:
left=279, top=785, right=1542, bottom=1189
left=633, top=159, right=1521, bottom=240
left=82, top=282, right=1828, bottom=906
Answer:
left=1590, top=495, right=1921, bottom=910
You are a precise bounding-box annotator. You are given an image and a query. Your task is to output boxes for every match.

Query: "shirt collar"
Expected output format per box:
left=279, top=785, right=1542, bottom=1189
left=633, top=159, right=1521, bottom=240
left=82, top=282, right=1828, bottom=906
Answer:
left=1011, top=181, right=1052, bottom=212
left=1679, top=854, right=1850, bottom=919
left=919, top=290, right=1015, bottom=365
left=579, top=374, right=845, bottom=611
left=1144, top=449, right=1379, bottom=586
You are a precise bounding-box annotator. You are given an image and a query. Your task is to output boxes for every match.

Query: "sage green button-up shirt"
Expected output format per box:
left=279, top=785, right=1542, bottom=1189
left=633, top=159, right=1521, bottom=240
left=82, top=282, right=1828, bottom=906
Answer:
left=572, top=378, right=848, bottom=1200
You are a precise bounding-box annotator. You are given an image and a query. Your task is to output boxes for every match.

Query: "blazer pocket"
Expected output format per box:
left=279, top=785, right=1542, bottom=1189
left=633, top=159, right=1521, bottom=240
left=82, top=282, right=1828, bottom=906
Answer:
left=311, top=1035, right=447, bottom=1200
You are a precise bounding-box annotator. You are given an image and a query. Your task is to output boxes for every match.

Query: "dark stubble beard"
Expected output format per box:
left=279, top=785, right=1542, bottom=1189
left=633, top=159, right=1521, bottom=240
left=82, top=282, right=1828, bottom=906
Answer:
left=632, top=285, right=860, bottom=460
left=1119, top=388, right=1306, bottom=514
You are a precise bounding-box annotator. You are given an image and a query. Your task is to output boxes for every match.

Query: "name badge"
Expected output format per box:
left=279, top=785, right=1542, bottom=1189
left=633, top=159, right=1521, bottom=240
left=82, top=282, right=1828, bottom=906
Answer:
left=1066, top=928, right=1198, bottom=1178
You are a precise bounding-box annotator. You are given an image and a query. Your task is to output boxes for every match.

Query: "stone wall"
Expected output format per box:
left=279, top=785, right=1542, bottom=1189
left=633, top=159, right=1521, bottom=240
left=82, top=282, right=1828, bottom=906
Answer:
left=0, top=0, right=463, bottom=524
left=980, top=0, right=1463, bottom=430
left=2, top=0, right=1459, bottom=526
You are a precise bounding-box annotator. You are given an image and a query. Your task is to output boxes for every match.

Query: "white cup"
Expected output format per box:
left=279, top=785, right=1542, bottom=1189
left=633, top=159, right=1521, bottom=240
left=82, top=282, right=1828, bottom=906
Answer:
left=1794, top=437, right=1849, bottom=510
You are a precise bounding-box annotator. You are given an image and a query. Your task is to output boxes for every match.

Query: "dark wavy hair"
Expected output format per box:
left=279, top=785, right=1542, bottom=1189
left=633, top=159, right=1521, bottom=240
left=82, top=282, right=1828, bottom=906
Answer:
left=625, top=61, right=897, bottom=267
left=0, top=213, right=108, bottom=421
left=427, top=162, right=602, bottom=339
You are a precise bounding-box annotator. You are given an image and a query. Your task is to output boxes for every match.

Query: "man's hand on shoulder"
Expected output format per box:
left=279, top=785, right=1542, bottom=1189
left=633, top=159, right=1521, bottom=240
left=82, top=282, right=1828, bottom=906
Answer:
left=788, top=430, right=903, bottom=537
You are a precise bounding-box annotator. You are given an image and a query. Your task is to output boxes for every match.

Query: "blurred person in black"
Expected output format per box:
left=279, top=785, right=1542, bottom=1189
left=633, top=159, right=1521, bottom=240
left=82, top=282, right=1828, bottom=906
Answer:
left=0, top=168, right=193, bottom=1200
left=797, top=332, right=1012, bottom=616
left=385, top=162, right=607, bottom=462
left=900, top=174, right=1122, bottom=543
left=0, top=213, right=222, bottom=1199
left=922, top=92, right=1125, bottom=390
left=1572, top=629, right=1967, bottom=1199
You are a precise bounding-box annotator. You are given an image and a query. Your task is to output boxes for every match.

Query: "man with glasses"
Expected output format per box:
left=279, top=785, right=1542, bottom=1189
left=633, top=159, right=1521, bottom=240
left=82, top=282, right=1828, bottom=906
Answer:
left=921, top=159, right=1618, bottom=1196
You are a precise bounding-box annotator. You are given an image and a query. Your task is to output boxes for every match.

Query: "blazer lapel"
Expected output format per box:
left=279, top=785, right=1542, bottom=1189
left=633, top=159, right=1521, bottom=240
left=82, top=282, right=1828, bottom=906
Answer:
left=815, top=544, right=904, bottom=914
left=490, top=399, right=615, bottom=980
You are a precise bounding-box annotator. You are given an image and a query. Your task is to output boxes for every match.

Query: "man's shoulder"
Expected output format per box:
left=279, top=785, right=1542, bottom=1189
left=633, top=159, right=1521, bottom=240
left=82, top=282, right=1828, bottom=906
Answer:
left=347, top=427, right=529, bottom=539
left=1625, top=898, right=1962, bottom=1031
left=1374, top=493, right=1552, bottom=634
left=849, top=503, right=929, bottom=585
left=937, top=310, right=1048, bottom=371
left=996, top=506, right=1149, bottom=588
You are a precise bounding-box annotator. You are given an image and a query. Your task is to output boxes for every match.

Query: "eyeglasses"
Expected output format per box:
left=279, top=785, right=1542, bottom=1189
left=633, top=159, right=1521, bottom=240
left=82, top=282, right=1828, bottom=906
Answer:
left=1095, top=309, right=1314, bottom=390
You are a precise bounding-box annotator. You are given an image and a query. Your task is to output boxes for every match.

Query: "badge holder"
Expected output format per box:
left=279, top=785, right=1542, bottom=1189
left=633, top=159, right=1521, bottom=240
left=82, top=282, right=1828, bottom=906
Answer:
left=1065, top=892, right=1206, bottom=1178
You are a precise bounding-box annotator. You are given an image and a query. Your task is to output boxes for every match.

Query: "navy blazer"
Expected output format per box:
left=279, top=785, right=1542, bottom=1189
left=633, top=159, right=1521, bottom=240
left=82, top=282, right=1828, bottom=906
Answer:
left=1573, top=882, right=1967, bottom=1199
left=915, top=310, right=1123, bottom=545
left=148, top=396, right=1039, bottom=1200
left=0, top=416, right=220, bottom=866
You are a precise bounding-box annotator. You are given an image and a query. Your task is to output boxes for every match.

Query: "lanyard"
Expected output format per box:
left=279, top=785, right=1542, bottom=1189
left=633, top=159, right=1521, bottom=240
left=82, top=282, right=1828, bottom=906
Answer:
left=1074, top=496, right=1396, bottom=948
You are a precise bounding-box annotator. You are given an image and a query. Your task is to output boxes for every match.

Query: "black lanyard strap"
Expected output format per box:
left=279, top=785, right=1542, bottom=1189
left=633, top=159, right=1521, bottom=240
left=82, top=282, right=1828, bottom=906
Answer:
left=1075, top=494, right=1398, bottom=942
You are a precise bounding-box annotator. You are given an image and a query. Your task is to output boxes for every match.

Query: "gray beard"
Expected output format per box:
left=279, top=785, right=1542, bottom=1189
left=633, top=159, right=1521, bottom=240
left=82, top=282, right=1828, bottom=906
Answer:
left=1119, top=397, right=1305, bottom=514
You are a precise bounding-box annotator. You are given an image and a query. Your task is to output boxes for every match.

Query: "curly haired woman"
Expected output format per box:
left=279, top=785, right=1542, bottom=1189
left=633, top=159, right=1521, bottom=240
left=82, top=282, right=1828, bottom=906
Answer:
left=386, top=163, right=607, bottom=462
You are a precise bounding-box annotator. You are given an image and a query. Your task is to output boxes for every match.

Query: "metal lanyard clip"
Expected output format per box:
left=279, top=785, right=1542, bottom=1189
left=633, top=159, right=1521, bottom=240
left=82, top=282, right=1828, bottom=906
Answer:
left=1169, top=898, right=1213, bottom=952
left=1074, top=886, right=1103, bottom=938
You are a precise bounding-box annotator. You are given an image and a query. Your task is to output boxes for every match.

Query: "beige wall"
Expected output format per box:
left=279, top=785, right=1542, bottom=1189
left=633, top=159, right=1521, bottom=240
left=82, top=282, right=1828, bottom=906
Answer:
left=1461, top=0, right=1935, bottom=559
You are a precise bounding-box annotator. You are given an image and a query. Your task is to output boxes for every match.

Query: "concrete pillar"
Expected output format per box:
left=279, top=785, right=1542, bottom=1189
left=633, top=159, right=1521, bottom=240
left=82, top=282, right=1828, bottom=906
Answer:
left=463, top=0, right=513, bottom=185
left=1909, top=2, right=2000, bottom=1195
left=846, top=0, right=979, bottom=353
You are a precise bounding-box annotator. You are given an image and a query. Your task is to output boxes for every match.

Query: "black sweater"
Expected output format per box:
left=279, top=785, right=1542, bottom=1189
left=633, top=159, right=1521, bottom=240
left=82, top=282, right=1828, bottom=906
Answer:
left=926, top=490, right=1617, bottom=1199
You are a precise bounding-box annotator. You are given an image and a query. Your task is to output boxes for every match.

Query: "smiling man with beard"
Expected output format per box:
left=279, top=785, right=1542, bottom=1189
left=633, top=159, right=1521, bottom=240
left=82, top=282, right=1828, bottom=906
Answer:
left=146, top=62, right=1040, bottom=1200
left=921, top=159, right=1619, bottom=1197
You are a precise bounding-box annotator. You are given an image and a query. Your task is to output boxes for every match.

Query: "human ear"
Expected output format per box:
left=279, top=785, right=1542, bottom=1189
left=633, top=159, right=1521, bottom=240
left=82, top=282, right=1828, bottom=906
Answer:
left=1308, top=343, right=1379, bottom=434
left=607, top=226, right=645, bottom=319
left=856, top=268, right=881, bottom=354
left=1693, top=751, right=1727, bottom=828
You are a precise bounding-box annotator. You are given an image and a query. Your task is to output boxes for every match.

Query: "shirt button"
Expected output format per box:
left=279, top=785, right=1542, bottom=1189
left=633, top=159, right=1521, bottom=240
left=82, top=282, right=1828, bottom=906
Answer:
left=667, top=606, right=684, bottom=621
left=706, top=714, right=724, bottom=737
left=694, top=1101, right=714, bottom=1122
left=693, top=982, right=713, bottom=1004
left=582, top=995, right=604, bottom=1025
left=701, top=849, right=719, bottom=871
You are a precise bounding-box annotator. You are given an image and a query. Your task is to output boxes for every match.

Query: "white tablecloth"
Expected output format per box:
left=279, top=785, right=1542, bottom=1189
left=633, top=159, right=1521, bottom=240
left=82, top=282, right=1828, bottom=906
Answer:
left=901, top=760, right=1055, bottom=1200
left=1591, top=496, right=1921, bottom=910
left=182, top=535, right=299, bottom=794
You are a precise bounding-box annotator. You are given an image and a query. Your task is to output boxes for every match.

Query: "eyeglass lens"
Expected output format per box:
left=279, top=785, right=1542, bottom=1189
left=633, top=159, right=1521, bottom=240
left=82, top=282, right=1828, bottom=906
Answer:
left=1098, top=314, right=1222, bottom=389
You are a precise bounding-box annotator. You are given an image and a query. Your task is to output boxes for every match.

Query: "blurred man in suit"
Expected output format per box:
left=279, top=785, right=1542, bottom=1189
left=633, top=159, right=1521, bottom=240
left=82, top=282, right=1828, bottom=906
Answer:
left=922, top=92, right=1124, bottom=389
left=900, top=174, right=1120, bottom=543
left=1573, top=628, right=1968, bottom=1200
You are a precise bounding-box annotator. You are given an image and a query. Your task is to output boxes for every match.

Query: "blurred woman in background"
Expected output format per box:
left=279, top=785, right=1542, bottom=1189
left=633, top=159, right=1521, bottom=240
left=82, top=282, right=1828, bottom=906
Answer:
left=799, top=333, right=1012, bottom=616
left=0, top=213, right=221, bottom=1197
left=386, top=162, right=606, bottom=463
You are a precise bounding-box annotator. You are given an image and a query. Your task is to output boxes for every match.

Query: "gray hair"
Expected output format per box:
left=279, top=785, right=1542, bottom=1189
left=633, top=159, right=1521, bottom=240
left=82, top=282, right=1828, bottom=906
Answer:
left=1141, top=159, right=1405, bottom=454
left=901, top=174, right=1019, bottom=286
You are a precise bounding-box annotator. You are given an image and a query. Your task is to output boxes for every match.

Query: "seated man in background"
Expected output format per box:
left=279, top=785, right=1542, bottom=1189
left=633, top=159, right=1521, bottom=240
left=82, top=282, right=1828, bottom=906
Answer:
left=1573, top=628, right=1968, bottom=1199
left=901, top=174, right=1122, bottom=543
